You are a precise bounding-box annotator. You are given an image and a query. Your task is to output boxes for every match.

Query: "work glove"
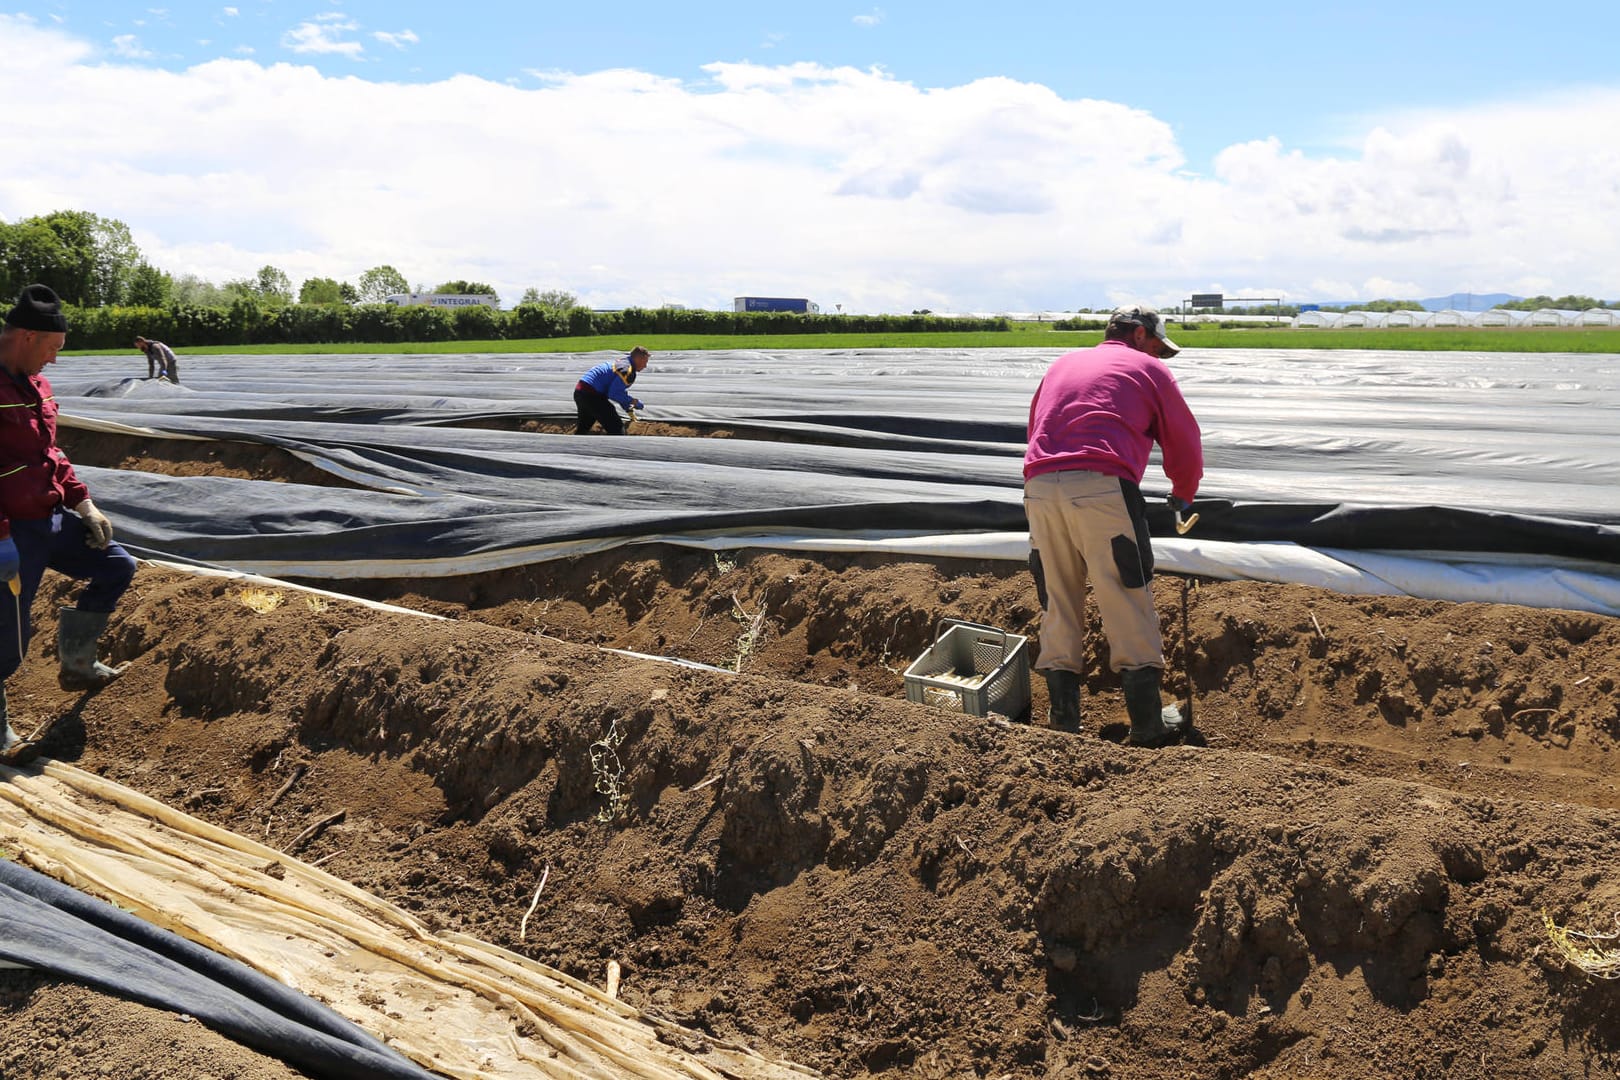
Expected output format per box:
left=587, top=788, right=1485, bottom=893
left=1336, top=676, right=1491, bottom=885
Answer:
left=75, top=499, right=114, bottom=550
left=1166, top=494, right=1200, bottom=535
left=0, top=534, right=17, bottom=585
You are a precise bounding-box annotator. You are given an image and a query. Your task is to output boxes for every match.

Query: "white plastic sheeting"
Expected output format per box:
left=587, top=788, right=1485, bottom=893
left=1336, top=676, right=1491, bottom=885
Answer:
left=48, top=345, right=1618, bottom=609
left=639, top=531, right=1620, bottom=617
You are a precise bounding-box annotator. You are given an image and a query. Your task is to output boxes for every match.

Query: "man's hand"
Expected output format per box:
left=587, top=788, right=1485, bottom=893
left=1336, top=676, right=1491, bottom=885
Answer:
left=75, top=499, right=114, bottom=549
left=0, top=535, right=18, bottom=584
left=1166, top=494, right=1192, bottom=514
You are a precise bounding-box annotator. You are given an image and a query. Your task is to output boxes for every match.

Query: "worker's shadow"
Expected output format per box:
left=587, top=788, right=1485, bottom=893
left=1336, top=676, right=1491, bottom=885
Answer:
left=1097, top=721, right=1208, bottom=748
left=28, top=695, right=92, bottom=764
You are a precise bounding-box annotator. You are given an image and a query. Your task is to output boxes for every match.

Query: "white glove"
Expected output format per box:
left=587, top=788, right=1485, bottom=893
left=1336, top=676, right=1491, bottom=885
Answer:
left=75, top=498, right=114, bottom=549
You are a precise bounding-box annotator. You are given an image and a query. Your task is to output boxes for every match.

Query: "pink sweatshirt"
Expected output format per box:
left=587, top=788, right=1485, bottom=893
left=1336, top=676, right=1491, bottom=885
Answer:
left=1023, top=340, right=1203, bottom=503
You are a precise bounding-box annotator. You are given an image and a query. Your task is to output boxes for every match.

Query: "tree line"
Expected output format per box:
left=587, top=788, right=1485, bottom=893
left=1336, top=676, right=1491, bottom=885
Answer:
left=0, top=210, right=516, bottom=310
left=3, top=207, right=1009, bottom=347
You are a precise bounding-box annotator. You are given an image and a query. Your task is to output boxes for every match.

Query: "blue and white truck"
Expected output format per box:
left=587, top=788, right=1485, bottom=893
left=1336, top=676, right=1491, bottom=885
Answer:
left=384, top=293, right=499, bottom=309
left=733, top=296, right=820, bottom=314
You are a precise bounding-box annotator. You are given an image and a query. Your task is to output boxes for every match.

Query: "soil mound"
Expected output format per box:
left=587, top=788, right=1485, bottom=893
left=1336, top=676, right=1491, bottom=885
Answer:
left=5, top=551, right=1620, bottom=1079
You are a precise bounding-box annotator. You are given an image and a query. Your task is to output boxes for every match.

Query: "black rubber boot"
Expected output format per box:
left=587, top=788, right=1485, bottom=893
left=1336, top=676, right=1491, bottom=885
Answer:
left=1043, top=669, right=1083, bottom=732
left=1121, top=667, right=1186, bottom=748
left=57, top=607, right=130, bottom=691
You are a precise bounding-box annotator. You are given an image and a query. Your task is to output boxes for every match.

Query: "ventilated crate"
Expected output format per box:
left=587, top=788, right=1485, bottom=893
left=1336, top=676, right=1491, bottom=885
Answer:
left=903, top=619, right=1031, bottom=719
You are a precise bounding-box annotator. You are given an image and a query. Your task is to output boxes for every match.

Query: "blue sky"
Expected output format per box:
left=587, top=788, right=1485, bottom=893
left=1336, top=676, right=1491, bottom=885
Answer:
left=5, top=2, right=1619, bottom=311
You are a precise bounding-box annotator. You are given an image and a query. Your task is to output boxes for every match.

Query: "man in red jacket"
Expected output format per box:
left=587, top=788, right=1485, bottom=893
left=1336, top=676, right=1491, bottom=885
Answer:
left=0, top=285, right=138, bottom=764
left=1023, top=304, right=1203, bottom=747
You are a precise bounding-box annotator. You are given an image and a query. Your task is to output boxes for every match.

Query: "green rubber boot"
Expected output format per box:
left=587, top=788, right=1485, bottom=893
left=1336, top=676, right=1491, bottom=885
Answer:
left=0, top=683, right=41, bottom=766
left=57, top=607, right=130, bottom=691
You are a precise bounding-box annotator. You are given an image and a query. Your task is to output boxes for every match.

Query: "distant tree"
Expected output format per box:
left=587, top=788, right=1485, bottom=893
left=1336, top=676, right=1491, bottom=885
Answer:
left=222, top=277, right=259, bottom=301
left=1499, top=294, right=1601, bottom=311
left=435, top=280, right=500, bottom=306
left=298, top=276, right=347, bottom=305
left=254, top=265, right=293, bottom=304
left=338, top=281, right=360, bottom=304
left=125, top=262, right=172, bottom=307
left=521, top=287, right=576, bottom=309
left=171, top=273, right=232, bottom=307
left=356, top=264, right=409, bottom=303
left=0, top=210, right=144, bottom=306
left=0, top=218, right=71, bottom=301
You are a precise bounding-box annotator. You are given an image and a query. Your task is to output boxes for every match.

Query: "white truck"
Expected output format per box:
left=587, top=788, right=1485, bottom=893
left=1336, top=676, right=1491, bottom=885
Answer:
left=383, top=293, right=499, bottom=309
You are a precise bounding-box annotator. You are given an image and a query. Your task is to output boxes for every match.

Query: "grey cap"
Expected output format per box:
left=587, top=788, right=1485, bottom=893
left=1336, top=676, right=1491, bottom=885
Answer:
left=1108, top=304, right=1179, bottom=357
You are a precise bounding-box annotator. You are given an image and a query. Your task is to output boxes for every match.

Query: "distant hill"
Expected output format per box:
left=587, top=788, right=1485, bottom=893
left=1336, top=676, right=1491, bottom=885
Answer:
left=1310, top=292, right=1523, bottom=312
left=1417, top=292, right=1522, bottom=312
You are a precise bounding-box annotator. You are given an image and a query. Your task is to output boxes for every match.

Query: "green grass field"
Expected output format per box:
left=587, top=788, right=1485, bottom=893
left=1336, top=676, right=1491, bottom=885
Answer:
left=69, top=321, right=1620, bottom=356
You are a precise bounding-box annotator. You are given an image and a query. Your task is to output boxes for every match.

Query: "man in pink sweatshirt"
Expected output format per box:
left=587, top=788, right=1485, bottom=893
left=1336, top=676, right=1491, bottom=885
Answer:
left=1023, top=304, right=1203, bottom=747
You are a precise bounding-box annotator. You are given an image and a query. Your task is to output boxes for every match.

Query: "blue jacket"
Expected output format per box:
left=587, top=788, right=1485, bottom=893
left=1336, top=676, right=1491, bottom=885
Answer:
left=578, top=356, right=641, bottom=409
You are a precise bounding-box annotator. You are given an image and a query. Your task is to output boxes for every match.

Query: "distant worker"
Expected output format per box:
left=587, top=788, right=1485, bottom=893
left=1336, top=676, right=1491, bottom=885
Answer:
left=1023, top=304, right=1203, bottom=747
left=0, top=285, right=139, bottom=765
left=133, top=335, right=179, bottom=383
left=573, top=346, right=649, bottom=435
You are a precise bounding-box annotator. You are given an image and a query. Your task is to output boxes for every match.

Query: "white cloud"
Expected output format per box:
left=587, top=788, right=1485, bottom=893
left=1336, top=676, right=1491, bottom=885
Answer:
left=110, top=34, right=153, bottom=59
left=373, top=29, right=419, bottom=50
left=223, top=6, right=239, bottom=15
left=0, top=14, right=1616, bottom=312
left=281, top=16, right=363, bottom=58
left=853, top=8, right=884, bottom=27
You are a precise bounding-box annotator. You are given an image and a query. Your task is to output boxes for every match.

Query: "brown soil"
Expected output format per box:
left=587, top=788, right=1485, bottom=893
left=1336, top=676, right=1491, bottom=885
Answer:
left=5, top=434, right=1620, bottom=1080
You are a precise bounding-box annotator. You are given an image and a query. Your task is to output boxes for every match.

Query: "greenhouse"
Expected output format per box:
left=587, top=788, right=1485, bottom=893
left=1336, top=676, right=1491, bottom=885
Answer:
left=1287, top=306, right=1616, bottom=329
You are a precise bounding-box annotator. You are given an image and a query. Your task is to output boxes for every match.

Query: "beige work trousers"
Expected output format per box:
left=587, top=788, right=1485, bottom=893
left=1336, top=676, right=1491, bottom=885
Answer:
left=1024, top=470, right=1164, bottom=674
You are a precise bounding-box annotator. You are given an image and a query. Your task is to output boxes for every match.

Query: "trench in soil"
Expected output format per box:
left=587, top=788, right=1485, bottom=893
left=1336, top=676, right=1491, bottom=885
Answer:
left=10, top=426, right=1620, bottom=1079
left=58, top=426, right=1620, bottom=815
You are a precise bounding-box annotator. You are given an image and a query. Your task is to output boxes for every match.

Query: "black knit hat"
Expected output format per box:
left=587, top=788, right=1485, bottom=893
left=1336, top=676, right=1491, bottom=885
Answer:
left=4, top=284, right=68, bottom=333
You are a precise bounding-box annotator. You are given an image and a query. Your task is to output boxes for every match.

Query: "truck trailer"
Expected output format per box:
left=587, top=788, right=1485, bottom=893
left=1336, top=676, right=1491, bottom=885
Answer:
left=733, top=296, right=820, bottom=314
left=384, top=293, right=499, bottom=309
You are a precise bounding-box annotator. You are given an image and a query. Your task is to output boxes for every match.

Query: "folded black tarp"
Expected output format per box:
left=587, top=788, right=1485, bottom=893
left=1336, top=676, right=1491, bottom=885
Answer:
left=0, top=858, right=441, bottom=1080
left=49, top=346, right=1619, bottom=575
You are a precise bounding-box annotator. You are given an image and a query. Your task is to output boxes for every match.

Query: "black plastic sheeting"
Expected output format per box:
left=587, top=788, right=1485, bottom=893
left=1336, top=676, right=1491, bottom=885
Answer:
left=49, top=346, right=1620, bottom=573
left=0, top=858, right=440, bottom=1080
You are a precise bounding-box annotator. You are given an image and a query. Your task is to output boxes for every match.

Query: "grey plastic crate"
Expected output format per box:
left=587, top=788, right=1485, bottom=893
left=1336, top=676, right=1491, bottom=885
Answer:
left=903, top=619, right=1031, bottom=719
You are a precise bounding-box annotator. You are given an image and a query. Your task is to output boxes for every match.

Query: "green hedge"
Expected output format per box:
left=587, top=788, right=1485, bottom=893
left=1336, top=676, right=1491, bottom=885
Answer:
left=58, top=300, right=1009, bottom=350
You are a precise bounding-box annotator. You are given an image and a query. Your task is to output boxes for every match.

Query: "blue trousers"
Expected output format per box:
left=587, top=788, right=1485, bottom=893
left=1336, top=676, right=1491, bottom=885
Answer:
left=0, top=508, right=138, bottom=680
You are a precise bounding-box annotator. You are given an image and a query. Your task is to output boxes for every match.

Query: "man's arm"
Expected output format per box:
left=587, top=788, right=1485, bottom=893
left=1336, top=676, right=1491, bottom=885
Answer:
left=1155, top=375, right=1204, bottom=504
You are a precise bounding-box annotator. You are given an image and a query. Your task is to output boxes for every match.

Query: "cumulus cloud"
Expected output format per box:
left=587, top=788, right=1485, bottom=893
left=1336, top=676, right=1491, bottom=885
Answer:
left=281, top=15, right=363, bottom=58
left=0, top=13, right=1615, bottom=312
left=853, top=8, right=885, bottom=27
